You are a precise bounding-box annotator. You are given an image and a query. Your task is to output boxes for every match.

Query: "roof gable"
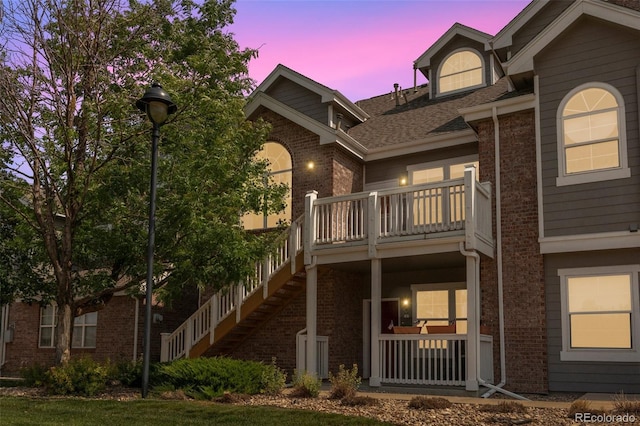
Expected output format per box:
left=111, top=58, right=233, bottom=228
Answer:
left=505, top=0, right=640, bottom=75
left=249, top=64, right=369, bottom=122
left=414, top=23, right=493, bottom=72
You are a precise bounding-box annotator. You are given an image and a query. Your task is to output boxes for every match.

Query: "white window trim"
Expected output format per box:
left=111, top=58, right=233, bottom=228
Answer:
left=410, top=282, right=466, bottom=324
left=556, top=82, right=630, bottom=187
left=38, top=305, right=56, bottom=349
left=38, top=305, right=98, bottom=349
left=436, top=48, right=486, bottom=97
left=558, top=265, right=640, bottom=362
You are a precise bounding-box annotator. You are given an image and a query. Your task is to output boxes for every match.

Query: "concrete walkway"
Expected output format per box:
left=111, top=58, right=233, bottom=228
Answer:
left=320, top=382, right=640, bottom=411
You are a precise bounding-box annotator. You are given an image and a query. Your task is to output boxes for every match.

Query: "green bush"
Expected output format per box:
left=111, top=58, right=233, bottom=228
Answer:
left=108, top=360, right=143, bottom=387
left=261, top=357, right=287, bottom=395
left=44, top=357, right=108, bottom=396
left=328, top=364, right=361, bottom=400
left=20, top=364, right=48, bottom=387
left=408, top=396, right=453, bottom=410
left=152, top=357, right=268, bottom=399
left=290, top=369, right=322, bottom=398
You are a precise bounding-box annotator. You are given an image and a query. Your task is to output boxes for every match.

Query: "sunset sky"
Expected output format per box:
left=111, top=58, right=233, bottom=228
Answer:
left=228, top=0, right=532, bottom=101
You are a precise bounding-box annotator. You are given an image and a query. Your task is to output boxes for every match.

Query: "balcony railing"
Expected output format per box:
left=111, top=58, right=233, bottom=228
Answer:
left=305, top=166, right=493, bottom=256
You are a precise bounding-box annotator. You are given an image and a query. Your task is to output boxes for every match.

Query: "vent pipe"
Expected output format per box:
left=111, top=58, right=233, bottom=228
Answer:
left=394, top=83, right=400, bottom=106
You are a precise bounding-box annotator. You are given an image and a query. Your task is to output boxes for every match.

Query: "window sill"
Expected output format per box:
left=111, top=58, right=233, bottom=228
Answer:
left=556, top=167, right=630, bottom=186
left=560, top=349, right=640, bottom=363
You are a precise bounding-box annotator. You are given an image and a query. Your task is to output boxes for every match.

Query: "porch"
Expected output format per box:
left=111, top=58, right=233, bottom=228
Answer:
left=304, top=165, right=493, bottom=263
left=302, top=165, right=494, bottom=391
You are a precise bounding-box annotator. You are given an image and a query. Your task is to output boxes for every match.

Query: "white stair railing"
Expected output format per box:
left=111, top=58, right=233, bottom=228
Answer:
left=161, top=217, right=304, bottom=362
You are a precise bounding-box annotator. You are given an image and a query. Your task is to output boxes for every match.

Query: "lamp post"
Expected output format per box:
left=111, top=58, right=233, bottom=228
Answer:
left=136, top=83, right=177, bottom=398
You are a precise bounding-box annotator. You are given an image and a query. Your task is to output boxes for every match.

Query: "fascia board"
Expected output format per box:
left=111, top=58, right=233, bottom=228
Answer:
left=365, top=129, right=477, bottom=162
left=249, top=64, right=369, bottom=123
left=414, top=24, right=493, bottom=70
left=491, top=0, right=550, bottom=50
left=245, top=92, right=367, bottom=160
left=505, top=0, right=640, bottom=76
left=458, top=93, right=536, bottom=122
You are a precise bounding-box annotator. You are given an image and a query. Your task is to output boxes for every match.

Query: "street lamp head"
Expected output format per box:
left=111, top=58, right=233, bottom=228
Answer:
left=136, top=83, right=177, bottom=125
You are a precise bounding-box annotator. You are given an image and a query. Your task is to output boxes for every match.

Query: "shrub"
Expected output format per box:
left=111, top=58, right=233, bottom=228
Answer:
left=408, top=396, right=452, bottom=410
left=261, top=357, right=287, bottom=395
left=108, top=360, right=143, bottom=387
left=341, top=395, right=379, bottom=407
left=152, top=357, right=268, bottom=399
left=44, top=357, right=108, bottom=396
left=328, top=364, right=361, bottom=400
left=567, top=400, right=606, bottom=419
left=480, top=401, right=527, bottom=414
left=290, top=370, right=322, bottom=398
left=20, top=364, right=48, bottom=387
left=613, top=392, right=640, bottom=415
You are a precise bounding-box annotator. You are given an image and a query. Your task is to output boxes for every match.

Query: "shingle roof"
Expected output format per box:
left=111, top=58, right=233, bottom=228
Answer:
left=348, top=78, right=513, bottom=150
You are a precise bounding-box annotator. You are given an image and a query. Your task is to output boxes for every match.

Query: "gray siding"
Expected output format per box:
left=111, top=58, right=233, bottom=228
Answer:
left=503, top=0, right=574, bottom=61
left=537, top=17, right=640, bottom=237
left=545, top=250, right=640, bottom=393
left=365, top=143, right=477, bottom=185
left=266, top=78, right=328, bottom=124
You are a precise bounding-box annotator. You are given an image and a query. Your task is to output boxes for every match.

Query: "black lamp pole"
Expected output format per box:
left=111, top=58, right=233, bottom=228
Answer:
left=136, top=83, right=177, bottom=398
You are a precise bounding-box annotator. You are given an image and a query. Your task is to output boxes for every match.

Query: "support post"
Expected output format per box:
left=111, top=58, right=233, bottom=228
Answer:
left=305, top=263, right=318, bottom=376
left=369, top=257, right=382, bottom=386
left=304, top=191, right=317, bottom=265
left=465, top=253, right=479, bottom=391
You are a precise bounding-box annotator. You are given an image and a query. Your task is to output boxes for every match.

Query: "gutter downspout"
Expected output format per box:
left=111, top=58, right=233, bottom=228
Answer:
left=479, top=107, right=528, bottom=401
left=133, top=297, right=140, bottom=361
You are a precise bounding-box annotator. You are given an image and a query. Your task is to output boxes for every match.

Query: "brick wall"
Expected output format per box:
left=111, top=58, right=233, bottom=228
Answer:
left=256, top=108, right=364, bottom=219
left=229, top=266, right=365, bottom=378
left=2, top=287, right=199, bottom=375
left=477, top=110, right=548, bottom=394
left=3, top=297, right=138, bottom=374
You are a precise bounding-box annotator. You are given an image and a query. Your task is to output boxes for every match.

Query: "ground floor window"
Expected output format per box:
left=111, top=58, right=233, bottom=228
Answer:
left=39, top=305, right=98, bottom=349
left=559, top=265, right=640, bottom=362
left=411, top=283, right=467, bottom=333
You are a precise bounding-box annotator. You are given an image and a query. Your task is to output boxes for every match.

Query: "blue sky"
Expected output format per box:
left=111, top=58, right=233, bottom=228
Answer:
left=228, top=0, right=532, bottom=100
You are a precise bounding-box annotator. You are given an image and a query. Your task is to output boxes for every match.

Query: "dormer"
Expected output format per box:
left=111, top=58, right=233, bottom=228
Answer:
left=413, top=23, right=500, bottom=98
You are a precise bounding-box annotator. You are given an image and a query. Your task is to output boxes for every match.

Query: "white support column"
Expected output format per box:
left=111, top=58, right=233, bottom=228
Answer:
left=465, top=253, right=479, bottom=391
left=236, top=283, right=243, bottom=323
left=368, top=192, right=378, bottom=258
left=210, top=294, right=217, bottom=345
left=304, top=191, right=317, bottom=265
left=305, top=262, right=318, bottom=376
left=369, top=257, right=382, bottom=387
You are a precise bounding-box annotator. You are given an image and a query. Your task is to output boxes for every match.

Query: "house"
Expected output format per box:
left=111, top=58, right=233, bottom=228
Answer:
left=2, top=0, right=639, bottom=395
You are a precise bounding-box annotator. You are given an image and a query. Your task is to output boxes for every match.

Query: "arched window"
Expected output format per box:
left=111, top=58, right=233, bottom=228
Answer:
left=557, top=83, right=629, bottom=186
left=243, top=142, right=292, bottom=229
left=438, top=50, right=483, bottom=95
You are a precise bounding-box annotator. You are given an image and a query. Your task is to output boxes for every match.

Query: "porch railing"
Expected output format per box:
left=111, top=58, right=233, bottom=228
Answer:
left=377, top=333, right=493, bottom=386
left=306, top=166, right=492, bottom=254
left=378, top=334, right=466, bottom=386
left=160, top=217, right=304, bottom=362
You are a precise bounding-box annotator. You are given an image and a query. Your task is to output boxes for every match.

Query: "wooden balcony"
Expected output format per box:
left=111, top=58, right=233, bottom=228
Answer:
left=304, top=166, right=493, bottom=263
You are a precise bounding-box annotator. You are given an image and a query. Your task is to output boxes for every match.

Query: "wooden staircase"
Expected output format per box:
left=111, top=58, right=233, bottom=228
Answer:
left=160, top=219, right=305, bottom=362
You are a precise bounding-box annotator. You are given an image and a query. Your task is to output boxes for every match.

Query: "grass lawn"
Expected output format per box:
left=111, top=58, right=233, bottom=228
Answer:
left=0, top=396, right=394, bottom=425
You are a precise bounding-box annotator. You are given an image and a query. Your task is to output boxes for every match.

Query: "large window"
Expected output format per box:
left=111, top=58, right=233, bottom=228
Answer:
left=559, top=265, right=640, bottom=362
left=39, top=306, right=98, bottom=349
left=243, top=142, right=292, bottom=229
left=557, top=83, right=629, bottom=186
left=408, top=157, right=478, bottom=225
left=438, top=49, right=484, bottom=95
left=411, top=283, right=467, bottom=334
